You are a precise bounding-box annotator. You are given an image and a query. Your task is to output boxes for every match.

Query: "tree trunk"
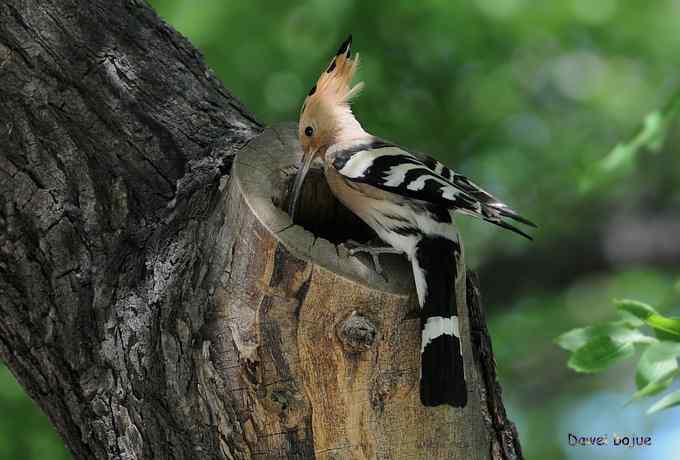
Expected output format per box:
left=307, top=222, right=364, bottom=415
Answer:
left=0, top=1, right=522, bottom=459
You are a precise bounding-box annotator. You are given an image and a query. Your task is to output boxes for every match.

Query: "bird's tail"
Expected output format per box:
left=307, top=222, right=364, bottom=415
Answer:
left=412, top=236, right=467, bottom=407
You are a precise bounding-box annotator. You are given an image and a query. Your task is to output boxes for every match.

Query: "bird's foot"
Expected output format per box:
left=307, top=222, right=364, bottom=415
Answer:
left=343, top=240, right=403, bottom=281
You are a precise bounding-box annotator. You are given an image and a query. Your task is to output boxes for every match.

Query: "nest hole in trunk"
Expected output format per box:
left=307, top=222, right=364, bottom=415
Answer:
left=273, top=165, right=375, bottom=245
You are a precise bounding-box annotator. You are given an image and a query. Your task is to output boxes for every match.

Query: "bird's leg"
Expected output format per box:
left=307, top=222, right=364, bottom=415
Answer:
left=344, top=240, right=403, bottom=278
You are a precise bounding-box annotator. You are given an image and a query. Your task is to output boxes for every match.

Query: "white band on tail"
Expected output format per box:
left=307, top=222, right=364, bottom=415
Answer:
left=420, top=316, right=460, bottom=353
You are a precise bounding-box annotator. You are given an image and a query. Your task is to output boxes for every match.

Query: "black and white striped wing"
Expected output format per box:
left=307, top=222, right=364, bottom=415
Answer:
left=333, top=143, right=535, bottom=238
left=414, top=152, right=536, bottom=227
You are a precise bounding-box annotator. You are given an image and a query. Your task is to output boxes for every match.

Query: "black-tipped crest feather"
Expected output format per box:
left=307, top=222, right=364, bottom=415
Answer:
left=336, top=34, right=352, bottom=55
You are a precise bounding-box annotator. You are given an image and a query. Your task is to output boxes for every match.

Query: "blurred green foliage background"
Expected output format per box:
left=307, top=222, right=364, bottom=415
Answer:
left=2, top=0, right=679, bottom=458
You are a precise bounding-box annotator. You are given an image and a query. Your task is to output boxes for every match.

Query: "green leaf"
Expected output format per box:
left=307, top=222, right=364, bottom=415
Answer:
left=615, top=299, right=658, bottom=320
left=646, top=314, right=680, bottom=338
left=647, top=390, right=680, bottom=414
left=618, top=309, right=645, bottom=327
left=568, top=335, right=636, bottom=373
left=631, top=368, right=680, bottom=400
left=600, top=88, right=680, bottom=175
left=555, top=322, right=653, bottom=352
left=654, top=328, right=680, bottom=342
left=600, top=112, right=662, bottom=173
left=579, top=87, right=680, bottom=193
left=635, top=342, right=680, bottom=389
left=615, top=299, right=680, bottom=338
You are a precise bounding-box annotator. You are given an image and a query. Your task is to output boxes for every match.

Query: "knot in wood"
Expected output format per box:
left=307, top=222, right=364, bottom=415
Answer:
left=337, top=313, right=377, bottom=353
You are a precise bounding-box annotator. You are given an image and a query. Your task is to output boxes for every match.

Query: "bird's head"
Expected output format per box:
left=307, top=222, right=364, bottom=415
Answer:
left=289, top=35, right=364, bottom=218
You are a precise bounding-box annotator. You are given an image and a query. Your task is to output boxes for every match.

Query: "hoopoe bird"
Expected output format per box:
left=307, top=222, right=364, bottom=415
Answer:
left=289, top=36, right=535, bottom=407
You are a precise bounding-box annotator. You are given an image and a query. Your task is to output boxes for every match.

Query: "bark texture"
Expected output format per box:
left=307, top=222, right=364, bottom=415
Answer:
left=0, top=1, right=522, bottom=459
left=0, top=1, right=262, bottom=458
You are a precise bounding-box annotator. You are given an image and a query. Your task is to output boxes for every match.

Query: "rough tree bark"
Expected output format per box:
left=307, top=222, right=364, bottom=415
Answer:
left=0, top=1, right=522, bottom=459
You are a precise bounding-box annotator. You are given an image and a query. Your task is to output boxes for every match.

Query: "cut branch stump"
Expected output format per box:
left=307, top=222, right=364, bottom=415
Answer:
left=214, top=123, right=523, bottom=459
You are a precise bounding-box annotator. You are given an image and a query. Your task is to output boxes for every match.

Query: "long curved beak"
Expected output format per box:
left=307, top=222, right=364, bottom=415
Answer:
left=288, top=147, right=319, bottom=219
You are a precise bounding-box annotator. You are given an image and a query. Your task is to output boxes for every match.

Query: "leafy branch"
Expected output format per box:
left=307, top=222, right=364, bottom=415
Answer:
left=580, top=86, right=680, bottom=192
left=556, top=299, right=680, bottom=414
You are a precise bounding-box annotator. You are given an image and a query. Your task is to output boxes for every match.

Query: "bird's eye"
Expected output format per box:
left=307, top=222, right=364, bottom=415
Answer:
left=304, top=126, right=314, bottom=137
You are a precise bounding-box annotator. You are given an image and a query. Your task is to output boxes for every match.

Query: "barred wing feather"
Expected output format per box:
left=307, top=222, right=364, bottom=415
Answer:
left=333, top=144, right=535, bottom=239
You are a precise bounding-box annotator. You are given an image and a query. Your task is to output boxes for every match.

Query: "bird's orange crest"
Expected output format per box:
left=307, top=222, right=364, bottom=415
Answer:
left=300, top=35, right=363, bottom=117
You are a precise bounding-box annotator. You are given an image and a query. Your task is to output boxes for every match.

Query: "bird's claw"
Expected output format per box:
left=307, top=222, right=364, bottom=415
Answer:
left=349, top=246, right=385, bottom=277
left=343, top=240, right=402, bottom=282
